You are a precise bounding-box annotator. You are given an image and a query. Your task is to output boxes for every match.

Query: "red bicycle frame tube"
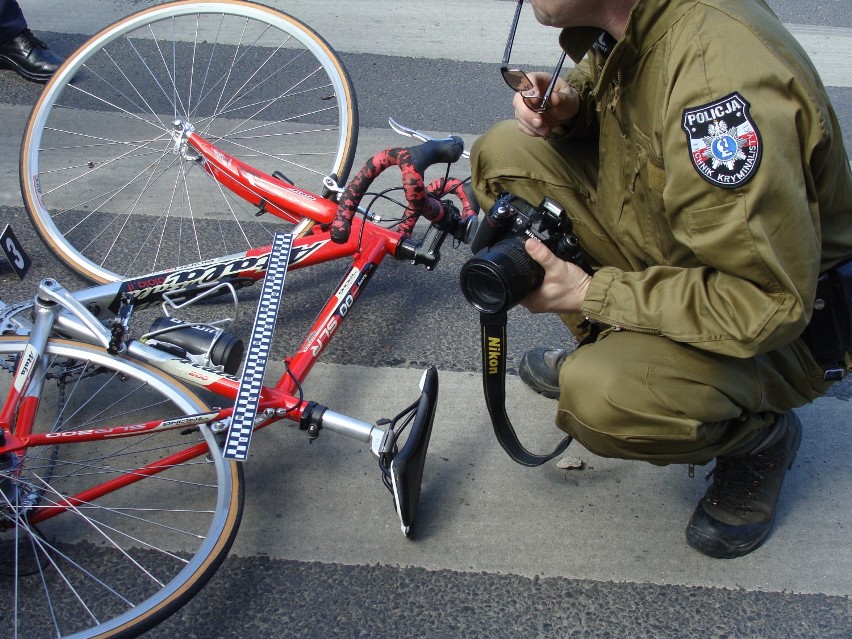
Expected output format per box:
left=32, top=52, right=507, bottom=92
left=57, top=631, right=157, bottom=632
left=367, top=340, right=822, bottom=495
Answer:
left=284, top=227, right=390, bottom=385
left=189, top=131, right=339, bottom=226
left=2, top=223, right=391, bottom=520
left=2, top=128, right=455, bottom=527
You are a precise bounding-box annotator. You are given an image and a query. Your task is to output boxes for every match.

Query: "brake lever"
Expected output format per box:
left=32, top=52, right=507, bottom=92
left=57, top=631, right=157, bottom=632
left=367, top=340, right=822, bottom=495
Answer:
left=389, top=117, right=470, bottom=159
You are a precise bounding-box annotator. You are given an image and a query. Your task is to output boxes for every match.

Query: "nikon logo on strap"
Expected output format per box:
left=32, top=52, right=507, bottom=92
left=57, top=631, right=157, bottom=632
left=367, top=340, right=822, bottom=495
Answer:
left=487, top=336, right=502, bottom=375
left=479, top=312, right=572, bottom=466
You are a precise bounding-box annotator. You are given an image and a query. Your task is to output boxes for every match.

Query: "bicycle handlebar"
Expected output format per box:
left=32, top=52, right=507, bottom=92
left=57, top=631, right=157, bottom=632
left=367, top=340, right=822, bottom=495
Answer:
left=330, top=137, right=477, bottom=244
left=407, top=136, right=465, bottom=173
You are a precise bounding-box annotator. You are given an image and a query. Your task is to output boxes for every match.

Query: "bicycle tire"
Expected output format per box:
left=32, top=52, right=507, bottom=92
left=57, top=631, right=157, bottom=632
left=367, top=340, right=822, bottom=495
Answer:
left=0, top=336, right=244, bottom=639
left=21, top=0, right=359, bottom=284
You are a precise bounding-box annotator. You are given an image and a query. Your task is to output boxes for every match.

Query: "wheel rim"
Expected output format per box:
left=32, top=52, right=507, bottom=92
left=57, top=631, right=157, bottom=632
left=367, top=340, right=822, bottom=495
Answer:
left=22, top=0, right=357, bottom=283
left=0, top=337, right=241, bottom=638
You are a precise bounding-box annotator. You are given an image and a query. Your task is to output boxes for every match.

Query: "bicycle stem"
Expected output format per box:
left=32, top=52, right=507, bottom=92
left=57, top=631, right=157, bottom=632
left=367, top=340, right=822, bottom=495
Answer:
left=35, top=279, right=115, bottom=352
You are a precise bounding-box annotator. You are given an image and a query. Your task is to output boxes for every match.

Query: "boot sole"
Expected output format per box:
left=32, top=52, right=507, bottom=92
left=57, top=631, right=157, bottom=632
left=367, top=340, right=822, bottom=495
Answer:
left=686, top=412, right=802, bottom=558
left=685, top=516, right=771, bottom=559
left=0, top=55, right=53, bottom=83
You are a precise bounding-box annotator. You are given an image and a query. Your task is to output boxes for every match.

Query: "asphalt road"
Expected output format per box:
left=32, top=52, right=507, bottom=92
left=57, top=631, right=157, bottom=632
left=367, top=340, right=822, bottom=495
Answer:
left=1, top=1, right=851, bottom=638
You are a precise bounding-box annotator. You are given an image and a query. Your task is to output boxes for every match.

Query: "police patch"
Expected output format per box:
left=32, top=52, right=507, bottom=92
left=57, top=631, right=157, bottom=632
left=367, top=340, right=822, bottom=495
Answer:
left=682, top=92, right=761, bottom=189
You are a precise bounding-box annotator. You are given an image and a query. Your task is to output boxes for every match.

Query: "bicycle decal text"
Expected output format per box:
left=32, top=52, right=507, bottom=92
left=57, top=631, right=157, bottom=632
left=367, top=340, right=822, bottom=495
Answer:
left=41, top=411, right=220, bottom=441
left=114, top=240, right=329, bottom=310
left=158, top=358, right=240, bottom=388
left=45, top=424, right=149, bottom=439
left=305, top=263, right=376, bottom=357
left=160, top=412, right=220, bottom=428
left=13, top=343, right=38, bottom=392
left=123, top=254, right=269, bottom=301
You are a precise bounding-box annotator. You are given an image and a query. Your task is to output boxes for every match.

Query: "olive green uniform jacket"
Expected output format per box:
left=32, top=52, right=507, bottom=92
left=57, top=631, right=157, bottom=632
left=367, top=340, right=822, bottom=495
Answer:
left=559, top=0, right=852, bottom=359
left=470, top=0, right=851, bottom=463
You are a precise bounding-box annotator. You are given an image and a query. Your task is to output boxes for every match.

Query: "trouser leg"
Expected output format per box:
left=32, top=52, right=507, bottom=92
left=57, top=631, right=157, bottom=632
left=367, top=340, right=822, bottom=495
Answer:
left=555, top=331, right=830, bottom=465
left=0, top=1, right=26, bottom=42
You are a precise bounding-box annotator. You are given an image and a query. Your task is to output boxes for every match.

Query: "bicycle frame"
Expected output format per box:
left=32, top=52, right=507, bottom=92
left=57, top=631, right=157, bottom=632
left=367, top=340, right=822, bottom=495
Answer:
left=1, top=124, right=466, bottom=529
left=5, top=3, right=474, bottom=633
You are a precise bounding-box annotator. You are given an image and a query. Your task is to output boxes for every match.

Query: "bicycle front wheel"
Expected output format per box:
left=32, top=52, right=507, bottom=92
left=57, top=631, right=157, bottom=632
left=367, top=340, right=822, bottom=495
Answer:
left=0, top=337, right=244, bottom=639
left=22, top=0, right=359, bottom=283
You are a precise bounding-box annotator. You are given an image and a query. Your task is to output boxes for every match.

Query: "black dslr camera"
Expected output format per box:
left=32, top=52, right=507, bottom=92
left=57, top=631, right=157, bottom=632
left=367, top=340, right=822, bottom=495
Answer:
left=460, top=192, right=590, bottom=314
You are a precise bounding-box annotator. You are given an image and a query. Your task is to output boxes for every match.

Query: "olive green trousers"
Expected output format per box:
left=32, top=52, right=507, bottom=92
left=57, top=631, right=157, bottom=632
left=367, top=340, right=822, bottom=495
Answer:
left=471, top=121, right=835, bottom=465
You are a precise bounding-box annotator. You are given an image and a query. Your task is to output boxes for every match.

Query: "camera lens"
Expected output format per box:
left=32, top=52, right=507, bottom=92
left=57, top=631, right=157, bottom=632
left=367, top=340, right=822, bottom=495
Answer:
left=460, top=237, right=543, bottom=314
left=460, top=261, right=511, bottom=313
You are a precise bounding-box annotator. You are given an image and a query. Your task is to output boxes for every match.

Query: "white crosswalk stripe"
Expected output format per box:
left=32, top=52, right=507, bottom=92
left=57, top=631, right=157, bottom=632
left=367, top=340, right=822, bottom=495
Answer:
left=17, top=0, right=852, bottom=87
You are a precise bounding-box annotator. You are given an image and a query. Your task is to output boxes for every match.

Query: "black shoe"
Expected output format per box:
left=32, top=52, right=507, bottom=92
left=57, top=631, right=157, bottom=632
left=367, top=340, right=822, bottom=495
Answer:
left=518, top=347, right=569, bottom=399
left=686, top=411, right=802, bottom=559
left=0, top=29, right=64, bottom=83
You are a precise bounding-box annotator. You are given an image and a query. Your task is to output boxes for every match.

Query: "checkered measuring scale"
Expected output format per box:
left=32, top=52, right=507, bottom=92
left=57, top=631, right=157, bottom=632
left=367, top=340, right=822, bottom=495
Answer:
left=223, top=232, right=293, bottom=461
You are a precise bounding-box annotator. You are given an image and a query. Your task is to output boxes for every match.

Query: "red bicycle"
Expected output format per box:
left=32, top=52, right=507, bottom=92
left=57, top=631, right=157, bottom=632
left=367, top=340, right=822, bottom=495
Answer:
left=3, top=2, right=478, bottom=637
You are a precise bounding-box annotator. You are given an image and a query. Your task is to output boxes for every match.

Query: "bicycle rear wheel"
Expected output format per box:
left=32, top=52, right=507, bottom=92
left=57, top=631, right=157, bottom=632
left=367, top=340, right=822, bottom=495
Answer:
left=0, top=336, right=244, bottom=639
left=21, top=0, right=359, bottom=283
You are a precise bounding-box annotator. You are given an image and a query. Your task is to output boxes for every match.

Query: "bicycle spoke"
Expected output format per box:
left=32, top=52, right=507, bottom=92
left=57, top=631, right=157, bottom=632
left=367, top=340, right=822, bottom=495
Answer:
left=38, top=131, right=171, bottom=202
left=209, top=171, right=263, bottom=247
left=1, top=336, right=242, bottom=638
left=22, top=1, right=357, bottom=283
left=37, top=148, right=182, bottom=269
left=65, top=81, right=169, bottom=134
left=204, top=27, right=288, bottom=128
left=83, top=50, right=172, bottom=131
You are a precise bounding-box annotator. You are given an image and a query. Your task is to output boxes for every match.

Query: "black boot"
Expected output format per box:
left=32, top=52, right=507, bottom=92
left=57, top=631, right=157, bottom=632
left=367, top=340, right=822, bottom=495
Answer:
left=0, top=29, right=64, bottom=83
left=518, top=347, right=569, bottom=399
left=685, top=411, right=802, bottom=558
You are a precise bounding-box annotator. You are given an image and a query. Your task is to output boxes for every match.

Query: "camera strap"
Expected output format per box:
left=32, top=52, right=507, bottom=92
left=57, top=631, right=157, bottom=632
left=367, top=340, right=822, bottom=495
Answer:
left=480, top=312, right=573, bottom=466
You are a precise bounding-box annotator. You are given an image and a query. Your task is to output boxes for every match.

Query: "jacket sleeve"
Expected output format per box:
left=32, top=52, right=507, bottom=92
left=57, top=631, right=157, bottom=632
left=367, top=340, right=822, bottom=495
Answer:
left=580, top=19, right=833, bottom=358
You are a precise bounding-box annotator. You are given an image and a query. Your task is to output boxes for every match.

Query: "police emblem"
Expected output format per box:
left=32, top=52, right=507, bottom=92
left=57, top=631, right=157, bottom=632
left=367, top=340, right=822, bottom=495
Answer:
left=682, top=92, right=762, bottom=188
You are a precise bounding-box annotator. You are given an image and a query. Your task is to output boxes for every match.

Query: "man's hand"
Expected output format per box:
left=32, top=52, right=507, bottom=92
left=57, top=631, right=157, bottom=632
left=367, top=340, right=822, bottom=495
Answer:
left=520, top=238, right=591, bottom=314
left=514, top=72, right=579, bottom=138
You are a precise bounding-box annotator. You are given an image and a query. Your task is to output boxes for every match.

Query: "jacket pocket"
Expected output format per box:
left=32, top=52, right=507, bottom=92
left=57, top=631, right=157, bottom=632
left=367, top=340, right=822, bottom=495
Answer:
left=683, top=197, right=758, bottom=274
left=618, top=124, right=671, bottom=266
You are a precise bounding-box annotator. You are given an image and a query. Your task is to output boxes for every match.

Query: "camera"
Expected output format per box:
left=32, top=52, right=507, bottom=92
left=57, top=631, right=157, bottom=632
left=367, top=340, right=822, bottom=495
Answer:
left=460, top=192, right=589, bottom=314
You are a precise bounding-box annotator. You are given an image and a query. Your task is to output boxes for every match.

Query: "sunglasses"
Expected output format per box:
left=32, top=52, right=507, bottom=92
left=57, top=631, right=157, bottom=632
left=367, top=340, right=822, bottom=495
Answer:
left=500, top=0, right=567, bottom=113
